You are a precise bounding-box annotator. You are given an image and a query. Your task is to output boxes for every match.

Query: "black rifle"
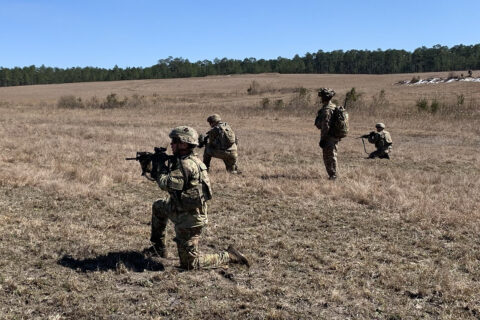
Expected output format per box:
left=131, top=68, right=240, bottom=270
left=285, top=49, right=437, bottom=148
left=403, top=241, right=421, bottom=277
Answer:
left=356, top=132, right=375, bottom=155
left=126, top=147, right=172, bottom=180
left=357, top=131, right=375, bottom=139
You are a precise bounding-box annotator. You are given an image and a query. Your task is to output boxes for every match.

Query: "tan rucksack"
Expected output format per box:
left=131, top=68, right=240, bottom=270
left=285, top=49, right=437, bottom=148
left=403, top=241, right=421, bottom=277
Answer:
left=330, top=106, right=349, bottom=138
left=218, top=122, right=236, bottom=149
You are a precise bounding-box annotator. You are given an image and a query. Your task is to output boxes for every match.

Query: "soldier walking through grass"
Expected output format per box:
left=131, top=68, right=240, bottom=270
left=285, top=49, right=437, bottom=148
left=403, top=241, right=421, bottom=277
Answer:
left=142, top=126, right=249, bottom=270
left=198, top=114, right=239, bottom=174
left=364, top=123, right=393, bottom=159
left=315, top=88, right=341, bottom=180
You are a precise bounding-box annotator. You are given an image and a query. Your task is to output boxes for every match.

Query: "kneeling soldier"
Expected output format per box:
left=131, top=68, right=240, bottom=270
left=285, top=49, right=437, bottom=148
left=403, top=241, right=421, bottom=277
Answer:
left=366, top=123, right=393, bottom=159
left=143, top=126, right=249, bottom=270
left=198, top=114, right=239, bottom=173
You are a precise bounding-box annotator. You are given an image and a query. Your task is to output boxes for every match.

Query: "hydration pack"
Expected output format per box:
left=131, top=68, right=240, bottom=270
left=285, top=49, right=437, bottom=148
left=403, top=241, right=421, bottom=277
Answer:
left=330, top=106, right=349, bottom=138
left=218, top=122, right=236, bottom=149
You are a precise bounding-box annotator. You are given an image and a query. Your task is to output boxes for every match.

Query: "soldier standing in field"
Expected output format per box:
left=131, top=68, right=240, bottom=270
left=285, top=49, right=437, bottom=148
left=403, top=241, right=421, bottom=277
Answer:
left=315, top=88, right=341, bottom=180
left=365, top=123, right=393, bottom=159
left=142, top=126, right=249, bottom=270
left=198, top=114, right=239, bottom=174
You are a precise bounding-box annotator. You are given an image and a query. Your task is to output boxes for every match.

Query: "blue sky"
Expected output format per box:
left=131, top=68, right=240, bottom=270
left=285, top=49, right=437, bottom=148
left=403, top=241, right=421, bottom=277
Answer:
left=1, top=0, right=479, bottom=68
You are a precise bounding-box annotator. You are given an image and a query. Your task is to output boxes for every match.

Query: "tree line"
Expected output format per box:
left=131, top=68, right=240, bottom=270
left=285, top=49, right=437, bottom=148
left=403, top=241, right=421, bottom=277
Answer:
left=1, top=44, right=479, bottom=87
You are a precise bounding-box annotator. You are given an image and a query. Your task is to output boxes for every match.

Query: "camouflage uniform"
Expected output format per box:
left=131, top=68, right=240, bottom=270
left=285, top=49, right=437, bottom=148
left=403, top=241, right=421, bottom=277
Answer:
left=368, top=123, right=393, bottom=159
left=316, top=88, right=340, bottom=179
left=203, top=115, right=238, bottom=173
left=148, top=126, right=248, bottom=270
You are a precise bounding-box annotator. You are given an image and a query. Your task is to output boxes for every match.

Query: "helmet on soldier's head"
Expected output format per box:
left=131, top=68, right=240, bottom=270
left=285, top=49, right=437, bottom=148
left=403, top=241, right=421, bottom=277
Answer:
left=207, top=114, right=221, bottom=123
left=375, top=123, right=385, bottom=129
left=318, top=88, right=336, bottom=99
left=169, top=126, right=199, bottom=146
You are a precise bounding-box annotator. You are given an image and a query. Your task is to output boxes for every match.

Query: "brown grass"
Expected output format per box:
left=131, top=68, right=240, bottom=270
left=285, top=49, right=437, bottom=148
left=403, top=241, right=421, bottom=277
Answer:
left=1, top=72, right=480, bottom=319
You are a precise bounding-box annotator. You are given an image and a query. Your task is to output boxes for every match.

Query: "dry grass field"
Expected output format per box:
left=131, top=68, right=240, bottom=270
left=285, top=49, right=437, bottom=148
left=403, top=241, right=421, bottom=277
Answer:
left=1, top=71, right=479, bottom=319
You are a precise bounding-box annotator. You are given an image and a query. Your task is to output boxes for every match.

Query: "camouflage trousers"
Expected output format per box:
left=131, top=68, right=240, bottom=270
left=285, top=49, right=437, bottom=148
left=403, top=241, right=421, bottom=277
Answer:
left=369, top=147, right=391, bottom=159
left=203, top=147, right=238, bottom=172
left=321, top=142, right=338, bottom=178
left=151, top=198, right=230, bottom=270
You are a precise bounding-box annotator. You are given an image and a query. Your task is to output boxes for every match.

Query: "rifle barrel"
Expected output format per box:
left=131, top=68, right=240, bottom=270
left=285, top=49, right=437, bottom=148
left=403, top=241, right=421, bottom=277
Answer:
left=125, top=157, right=138, bottom=160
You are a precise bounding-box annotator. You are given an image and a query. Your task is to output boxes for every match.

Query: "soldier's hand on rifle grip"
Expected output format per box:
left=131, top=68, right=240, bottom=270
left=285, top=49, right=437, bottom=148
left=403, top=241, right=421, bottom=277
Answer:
left=159, top=161, right=169, bottom=175
left=140, top=159, right=152, bottom=175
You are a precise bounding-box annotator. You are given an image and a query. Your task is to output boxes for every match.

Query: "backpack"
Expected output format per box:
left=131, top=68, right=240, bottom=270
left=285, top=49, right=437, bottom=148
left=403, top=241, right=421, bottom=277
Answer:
left=329, top=106, right=349, bottom=138
left=218, top=122, right=236, bottom=149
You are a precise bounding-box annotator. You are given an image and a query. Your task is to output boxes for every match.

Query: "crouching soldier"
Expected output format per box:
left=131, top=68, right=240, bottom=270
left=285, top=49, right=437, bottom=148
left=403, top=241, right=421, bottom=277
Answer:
left=142, top=126, right=249, bottom=270
left=364, top=123, right=393, bottom=159
left=198, top=114, right=239, bottom=174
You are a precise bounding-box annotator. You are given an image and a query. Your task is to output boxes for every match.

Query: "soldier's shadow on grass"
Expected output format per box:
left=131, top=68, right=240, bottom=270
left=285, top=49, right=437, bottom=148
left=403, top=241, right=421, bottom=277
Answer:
left=58, top=251, right=164, bottom=273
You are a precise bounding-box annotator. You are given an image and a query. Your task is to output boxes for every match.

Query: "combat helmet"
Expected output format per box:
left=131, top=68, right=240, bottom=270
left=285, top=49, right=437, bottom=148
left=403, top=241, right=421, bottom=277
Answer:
left=207, top=114, right=221, bottom=123
left=169, top=126, right=199, bottom=146
left=318, top=88, right=336, bottom=99
left=375, top=123, right=386, bottom=129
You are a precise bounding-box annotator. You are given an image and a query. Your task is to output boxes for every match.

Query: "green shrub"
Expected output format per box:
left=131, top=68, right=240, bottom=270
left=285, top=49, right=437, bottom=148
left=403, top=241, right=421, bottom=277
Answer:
left=430, top=99, right=439, bottom=113
left=371, top=89, right=389, bottom=109
left=247, top=80, right=261, bottom=95
left=297, top=87, right=308, bottom=98
left=414, top=96, right=478, bottom=116
left=85, top=96, right=100, bottom=108
left=274, top=99, right=285, bottom=109
left=416, top=98, right=429, bottom=111
left=261, top=97, right=270, bottom=109
left=345, top=87, right=359, bottom=102
left=127, top=94, right=146, bottom=108
left=343, top=87, right=365, bottom=110
left=288, top=87, right=311, bottom=109
left=57, top=95, right=84, bottom=109
left=100, top=93, right=127, bottom=109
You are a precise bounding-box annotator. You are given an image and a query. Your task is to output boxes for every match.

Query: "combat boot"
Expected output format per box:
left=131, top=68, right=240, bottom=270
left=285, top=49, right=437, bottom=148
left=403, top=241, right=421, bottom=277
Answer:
left=228, top=165, right=241, bottom=174
left=227, top=245, right=250, bottom=268
left=143, top=243, right=168, bottom=258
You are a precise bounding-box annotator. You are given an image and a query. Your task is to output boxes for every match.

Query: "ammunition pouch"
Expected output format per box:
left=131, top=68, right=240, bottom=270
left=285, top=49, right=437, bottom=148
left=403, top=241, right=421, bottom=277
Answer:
left=179, top=185, right=205, bottom=211
left=177, top=157, right=212, bottom=211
